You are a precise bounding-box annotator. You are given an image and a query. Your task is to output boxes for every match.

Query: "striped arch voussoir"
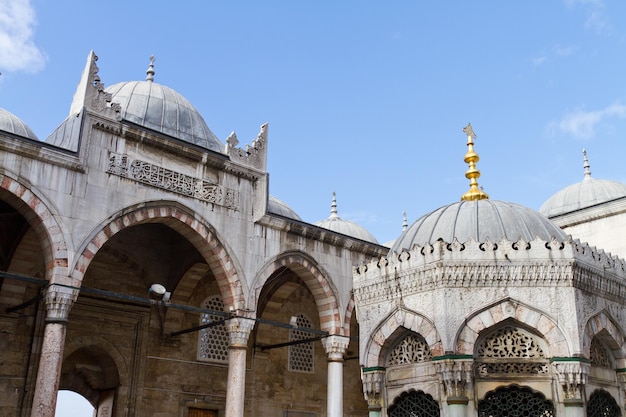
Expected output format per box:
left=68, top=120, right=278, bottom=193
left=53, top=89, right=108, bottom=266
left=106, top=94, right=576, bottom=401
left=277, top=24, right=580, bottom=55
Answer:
left=71, top=204, right=244, bottom=308
left=254, top=253, right=341, bottom=334
left=456, top=300, right=569, bottom=357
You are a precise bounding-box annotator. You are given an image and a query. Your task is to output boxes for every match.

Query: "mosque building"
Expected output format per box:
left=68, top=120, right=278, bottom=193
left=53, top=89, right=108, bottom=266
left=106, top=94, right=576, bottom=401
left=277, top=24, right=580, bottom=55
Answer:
left=0, top=52, right=624, bottom=417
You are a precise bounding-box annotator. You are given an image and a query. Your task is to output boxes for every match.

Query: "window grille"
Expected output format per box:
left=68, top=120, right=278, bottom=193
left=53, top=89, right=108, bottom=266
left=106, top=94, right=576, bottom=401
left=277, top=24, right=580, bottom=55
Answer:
left=197, top=295, right=229, bottom=363
left=590, top=337, right=612, bottom=368
left=478, top=386, right=554, bottom=417
left=387, top=333, right=432, bottom=366
left=587, top=389, right=620, bottom=417
left=288, top=314, right=314, bottom=373
left=388, top=390, right=440, bottom=417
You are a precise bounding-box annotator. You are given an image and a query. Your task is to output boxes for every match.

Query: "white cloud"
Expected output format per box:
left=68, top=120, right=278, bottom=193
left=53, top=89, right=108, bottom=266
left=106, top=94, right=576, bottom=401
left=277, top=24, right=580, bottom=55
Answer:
left=0, top=0, right=45, bottom=73
left=548, top=103, right=626, bottom=139
left=564, top=0, right=610, bottom=33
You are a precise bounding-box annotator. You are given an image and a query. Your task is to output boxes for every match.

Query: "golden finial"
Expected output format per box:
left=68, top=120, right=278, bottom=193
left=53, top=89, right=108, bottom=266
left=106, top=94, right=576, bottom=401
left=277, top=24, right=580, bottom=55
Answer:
left=461, top=123, right=489, bottom=201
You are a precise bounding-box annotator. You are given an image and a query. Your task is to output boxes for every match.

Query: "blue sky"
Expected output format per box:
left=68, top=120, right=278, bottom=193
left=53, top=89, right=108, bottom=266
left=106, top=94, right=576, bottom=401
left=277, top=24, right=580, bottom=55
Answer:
left=1, top=0, right=625, bottom=414
left=2, top=1, right=626, bottom=248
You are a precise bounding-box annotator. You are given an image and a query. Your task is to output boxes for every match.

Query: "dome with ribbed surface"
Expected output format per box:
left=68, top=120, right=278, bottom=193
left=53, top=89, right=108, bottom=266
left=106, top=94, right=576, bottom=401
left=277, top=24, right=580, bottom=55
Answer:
left=391, top=200, right=567, bottom=252
left=106, top=81, right=224, bottom=153
left=268, top=195, right=302, bottom=220
left=315, top=193, right=378, bottom=244
left=0, top=108, right=39, bottom=140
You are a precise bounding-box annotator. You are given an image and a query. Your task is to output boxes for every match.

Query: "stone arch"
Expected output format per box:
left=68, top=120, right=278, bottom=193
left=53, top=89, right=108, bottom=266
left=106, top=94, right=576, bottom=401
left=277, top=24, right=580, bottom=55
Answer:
left=70, top=201, right=247, bottom=310
left=0, top=173, right=70, bottom=282
left=363, top=308, right=442, bottom=368
left=61, top=335, right=129, bottom=406
left=455, top=297, right=571, bottom=357
left=250, top=251, right=342, bottom=334
left=583, top=310, right=625, bottom=361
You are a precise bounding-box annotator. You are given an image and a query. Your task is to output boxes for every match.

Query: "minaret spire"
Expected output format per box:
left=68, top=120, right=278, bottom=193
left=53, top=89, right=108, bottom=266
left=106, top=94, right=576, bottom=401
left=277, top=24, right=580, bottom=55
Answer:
left=146, top=55, right=155, bottom=82
left=461, top=123, right=489, bottom=201
left=583, top=148, right=592, bottom=179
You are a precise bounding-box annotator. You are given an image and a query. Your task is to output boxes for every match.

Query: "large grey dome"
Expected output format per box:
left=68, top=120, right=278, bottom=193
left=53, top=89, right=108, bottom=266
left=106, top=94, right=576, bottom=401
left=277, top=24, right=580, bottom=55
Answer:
left=268, top=195, right=302, bottom=220
left=106, top=81, right=224, bottom=153
left=540, top=177, right=626, bottom=218
left=391, top=200, right=567, bottom=252
left=0, top=108, right=39, bottom=140
left=315, top=193, right=378, bottom=244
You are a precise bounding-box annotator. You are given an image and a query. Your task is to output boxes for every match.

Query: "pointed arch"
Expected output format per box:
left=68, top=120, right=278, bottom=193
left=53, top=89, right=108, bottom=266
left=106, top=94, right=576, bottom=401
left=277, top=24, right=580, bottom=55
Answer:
left=583, top=310, right=625, bottom=361
left=250, top=251, right=342, bottom=334
left=455, top=298, right=571, bottom=357
left=70, top=201, right=247, bottom=309
left=363, top=307, right=442, bottom=368
left=0, top=173, right=70, bottom=282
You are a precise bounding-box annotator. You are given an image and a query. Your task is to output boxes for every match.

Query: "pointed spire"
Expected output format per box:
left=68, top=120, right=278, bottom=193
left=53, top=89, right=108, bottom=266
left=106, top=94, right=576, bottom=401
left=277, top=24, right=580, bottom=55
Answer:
left=402, top=211, right=408, bottom=232
left=330, top=192, right=339, bottom=219
left=69, top=50, right=99, bottom=116
left=583, top=148, right=592, bottom=180
left=461, top=123, right=489, bottom=201
left=146, top=55, right=155, bottom=82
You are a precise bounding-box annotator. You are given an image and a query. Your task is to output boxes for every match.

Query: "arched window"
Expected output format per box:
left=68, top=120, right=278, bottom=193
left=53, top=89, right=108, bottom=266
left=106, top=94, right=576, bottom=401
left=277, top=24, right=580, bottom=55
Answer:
left=590, top=337, right=613, bottom=368
left=387, top=333, right=432, bottom=366
left=288, top=313, right=314, bottom=373
left=478, top=386, right=554, bottom=417
left=475, top=325, right=549, bottom=376
left=587, top=389, right=621, bottom=417
left=388, top=390, right=440, bottom=417
left=197, top=295, right=229, bottom=363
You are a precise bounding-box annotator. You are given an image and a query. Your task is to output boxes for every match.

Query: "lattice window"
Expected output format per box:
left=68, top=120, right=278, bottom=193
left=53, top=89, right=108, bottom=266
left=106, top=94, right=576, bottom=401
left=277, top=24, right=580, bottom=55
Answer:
left=590, top=337, right=613, bottom=368
left=478, top=386, right=554, bottom=417
left=388, top=390, right=440, bottom=417
left=587, top=389, right=621, bottom=417
left=288, top=314, right=314, bottom=373
left=387, top=333, right=432, bottom=366
left=477, top=326, right=545, bottom=358
left=197, top=296, right=229, bottom=363
left=475, top=326, right=549, bottom=376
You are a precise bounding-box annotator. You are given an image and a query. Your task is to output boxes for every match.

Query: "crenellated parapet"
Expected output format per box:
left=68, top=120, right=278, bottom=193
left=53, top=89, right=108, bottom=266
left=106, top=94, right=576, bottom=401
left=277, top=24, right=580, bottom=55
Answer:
left=70, top=51, right=121, bottom=117
left=353, top=237, right=626, bottom=306
left=226, top=123, right=268, bottom=171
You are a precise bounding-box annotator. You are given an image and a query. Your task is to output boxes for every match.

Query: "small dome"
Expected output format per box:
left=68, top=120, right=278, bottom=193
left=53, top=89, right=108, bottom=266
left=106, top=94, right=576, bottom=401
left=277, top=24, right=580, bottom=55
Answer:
left=106, top=81, right=224, bottom=153
left=0, top=108, right=39, bottom=140
left=391, top=200, right=567, bottom=252
left=315, top=193, right=378, bottom=244
left=268, top=195, right=302, bottom=220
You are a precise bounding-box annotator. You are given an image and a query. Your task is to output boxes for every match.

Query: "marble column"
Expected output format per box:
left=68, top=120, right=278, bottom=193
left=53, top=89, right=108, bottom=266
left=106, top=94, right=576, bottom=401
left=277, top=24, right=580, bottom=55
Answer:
left=361, top=367, right=386, bottom=417
left=30, top=284, right=77, bottom=417
left=225, top=314, right=254, bottom=417
left=322, top=335, right=350, bottom=417
left=435, top=357, right=473, bottom=417
left=554, top=361, right=589, bottom=417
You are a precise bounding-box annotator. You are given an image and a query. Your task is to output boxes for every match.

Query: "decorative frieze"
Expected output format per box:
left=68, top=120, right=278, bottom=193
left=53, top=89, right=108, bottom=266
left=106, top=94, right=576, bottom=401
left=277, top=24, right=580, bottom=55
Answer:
left=107, top=152, right=239, bottom=209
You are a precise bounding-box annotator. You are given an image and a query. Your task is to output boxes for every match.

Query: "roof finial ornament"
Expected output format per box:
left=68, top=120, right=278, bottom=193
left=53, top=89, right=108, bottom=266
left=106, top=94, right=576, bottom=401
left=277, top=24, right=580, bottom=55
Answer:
left=461, top=123, right=489, bottom=201
left=330, top=192, right=339, bottom=218
left=583, top=148, right=592, bottom=179
left=146, top=55, right=155, bottom=82
left=402, top=211, right=408, bottom=232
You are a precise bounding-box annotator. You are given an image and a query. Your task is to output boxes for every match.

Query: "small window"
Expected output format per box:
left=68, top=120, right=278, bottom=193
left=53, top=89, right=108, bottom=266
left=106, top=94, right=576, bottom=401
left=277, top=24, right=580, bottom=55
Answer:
left=288, top=313, right=314, bottom=373
left=387, top=333, right=432, bottom=366
left=197, top=295, right=229, bottom=363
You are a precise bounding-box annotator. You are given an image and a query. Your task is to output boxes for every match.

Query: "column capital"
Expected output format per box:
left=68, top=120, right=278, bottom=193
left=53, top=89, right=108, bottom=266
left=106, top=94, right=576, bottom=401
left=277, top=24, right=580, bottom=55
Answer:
left=553, top=360, right=589, bottom=401
left=44, top=284, right=78, bottom=324
left=227, top=313, right=255, bottom=348
left=362, top=367, right=386, bottom=410
left=322, top=335, right=350, bottom=361
left=434, top=357, right=473, bottom=402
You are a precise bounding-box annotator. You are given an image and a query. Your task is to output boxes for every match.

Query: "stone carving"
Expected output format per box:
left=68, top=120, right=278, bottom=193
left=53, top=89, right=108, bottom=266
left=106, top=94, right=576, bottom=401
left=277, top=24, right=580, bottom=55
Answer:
left=44, top=284, right=78, bottom=323
left=226, top=123, right=268, bottom=170
left=554, top=361, right=589, bottom=400
left=361, top=368, right=385, bottom=409
left=88, top=54, right=121, bottom=114
left=590, top=337, right=612, bottom=368
left=435, top=359, right=472, bottom=399
left=387, top=334, right=432, bottom=366
left=107, top=152, right=238, bottom=209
